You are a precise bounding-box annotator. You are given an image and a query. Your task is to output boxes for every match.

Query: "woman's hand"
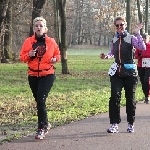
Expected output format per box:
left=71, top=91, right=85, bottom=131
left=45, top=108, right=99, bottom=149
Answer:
left=50, top=57, right=57, bottom=63
left=28, top=50, right=36, bottom=57
left=133, top=23, right=143, bottom=34
left=100, top=53, right=108, bottom=59
left=100, top=53, right=105, bottom=59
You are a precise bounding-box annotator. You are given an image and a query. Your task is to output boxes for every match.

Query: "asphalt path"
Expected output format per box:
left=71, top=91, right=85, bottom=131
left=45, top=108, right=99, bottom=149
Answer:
left=1, top=101, right=150, bottom=150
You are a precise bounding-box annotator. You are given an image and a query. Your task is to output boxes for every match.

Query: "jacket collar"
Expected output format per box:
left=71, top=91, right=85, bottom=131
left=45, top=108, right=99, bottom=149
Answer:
left=116, top=30, right=127, bottom=38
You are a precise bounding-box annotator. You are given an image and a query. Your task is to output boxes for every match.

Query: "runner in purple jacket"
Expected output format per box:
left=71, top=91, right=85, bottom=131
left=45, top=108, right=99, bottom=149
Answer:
left=101, top=16, right=146, bottom=133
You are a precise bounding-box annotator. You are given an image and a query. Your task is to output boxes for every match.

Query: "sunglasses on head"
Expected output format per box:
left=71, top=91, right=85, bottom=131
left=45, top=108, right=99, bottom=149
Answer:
left=115, top=23, right=124, bottom=27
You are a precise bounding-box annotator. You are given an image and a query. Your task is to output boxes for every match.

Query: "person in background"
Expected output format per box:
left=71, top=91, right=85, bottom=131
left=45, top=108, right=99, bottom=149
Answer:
left=100, top=16, right=146, bottom=133
left=20, top=17, right=60, bottom=139
left=135, top=33, right=150, bottom=104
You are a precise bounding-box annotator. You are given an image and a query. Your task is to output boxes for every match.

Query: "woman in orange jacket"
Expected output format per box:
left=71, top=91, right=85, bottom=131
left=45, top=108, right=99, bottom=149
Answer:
left=135, top=33, right=150, bottom=104
left=20, top=17, right=60, bottom=139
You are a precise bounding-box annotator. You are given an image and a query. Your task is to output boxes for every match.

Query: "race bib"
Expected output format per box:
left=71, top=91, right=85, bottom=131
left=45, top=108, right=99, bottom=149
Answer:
left=108, top=62, right=118, bottom=76
left=142, top=58, right=150, bottom=67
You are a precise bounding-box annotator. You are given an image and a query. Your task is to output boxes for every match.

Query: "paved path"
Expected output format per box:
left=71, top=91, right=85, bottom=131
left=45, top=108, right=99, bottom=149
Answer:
left=1, top=101, right=150, bottom=150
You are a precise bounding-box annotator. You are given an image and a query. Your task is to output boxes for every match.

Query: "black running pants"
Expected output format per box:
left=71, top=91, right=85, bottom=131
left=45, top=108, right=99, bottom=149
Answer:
left=28, top=74, right=55, bottom=129
left=109, top=75, right=138, bottom=125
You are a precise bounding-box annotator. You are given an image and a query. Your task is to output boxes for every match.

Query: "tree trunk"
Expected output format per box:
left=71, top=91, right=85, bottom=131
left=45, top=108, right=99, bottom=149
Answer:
left=2, top=1, right=12, bottom=63
left=29, top=0, right=46, bottom=36
left=53, top=0, right=59, bottom=44
left=0, top=0, right=9, bottom=63
left=145, top=0, right=149, bottom=33
left=126, top=0, right=131, bottom=33
left=58, top=0, right=69, bottom=74
left=137, top=0, right=144, bottom=34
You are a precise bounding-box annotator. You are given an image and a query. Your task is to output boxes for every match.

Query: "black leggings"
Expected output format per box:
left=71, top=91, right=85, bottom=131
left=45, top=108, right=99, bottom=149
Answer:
left=138, top=67, right=150, bottom=98
left=28, top=74, right=55, bottom=129
left=109, top=75, right=138, bottom=125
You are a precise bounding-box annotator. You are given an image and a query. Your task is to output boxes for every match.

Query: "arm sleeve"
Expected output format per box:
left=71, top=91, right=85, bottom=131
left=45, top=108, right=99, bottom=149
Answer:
left=106, top=42, right=114, bottom=58
left=52, top=39, right=61, bottom=62
left=19, top=38, right=31, bottom=63
left=132, top=33, right=146, bottom=50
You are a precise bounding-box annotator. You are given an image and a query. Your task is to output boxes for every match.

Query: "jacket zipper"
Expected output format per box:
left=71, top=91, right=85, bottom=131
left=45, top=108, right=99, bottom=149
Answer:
left=118, top=36, right=122, bottom=76
left=38, top=58, right=41, bottom=77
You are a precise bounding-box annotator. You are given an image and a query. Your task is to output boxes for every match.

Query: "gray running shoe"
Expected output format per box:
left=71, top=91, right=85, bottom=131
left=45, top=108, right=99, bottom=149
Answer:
left=107, top=123, right=119, bottom=133
left=127, top=123, right=134, bottom=133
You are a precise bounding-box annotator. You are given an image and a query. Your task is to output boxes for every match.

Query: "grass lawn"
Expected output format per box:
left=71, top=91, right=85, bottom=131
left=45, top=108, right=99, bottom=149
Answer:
left=0, top=48, right=144, bottom=143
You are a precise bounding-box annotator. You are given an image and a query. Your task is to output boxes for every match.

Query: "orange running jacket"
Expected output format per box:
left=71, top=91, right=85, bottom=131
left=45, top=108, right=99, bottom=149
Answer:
left=20, top=34, right=61, bottom=76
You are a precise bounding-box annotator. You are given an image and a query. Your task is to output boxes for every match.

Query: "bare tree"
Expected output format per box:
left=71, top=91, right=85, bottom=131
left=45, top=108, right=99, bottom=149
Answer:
left=145, top=0, right=149, bottom=33
left=0, top=0, right=9, bottom=63
left=53, top=0, right=59, bottom=43
left=2, top=1, right=12, bottom=63
left=53, top=0, right=69, bottom=74
left=29, top=0, right=46, bottom=36
left=59, top=0, right=69, bottom=74
left=137, top=0, right=144, bottom=34
left=126, top=0, right=131, bottom=32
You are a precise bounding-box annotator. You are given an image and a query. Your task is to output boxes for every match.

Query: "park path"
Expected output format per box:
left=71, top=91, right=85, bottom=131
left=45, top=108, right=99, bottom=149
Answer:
left=1, top=101, right=150, bottom=150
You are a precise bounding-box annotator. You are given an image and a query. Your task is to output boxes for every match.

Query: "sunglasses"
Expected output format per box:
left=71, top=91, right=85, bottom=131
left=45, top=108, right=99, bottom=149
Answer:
left=115, top=24, right=124, bottom=27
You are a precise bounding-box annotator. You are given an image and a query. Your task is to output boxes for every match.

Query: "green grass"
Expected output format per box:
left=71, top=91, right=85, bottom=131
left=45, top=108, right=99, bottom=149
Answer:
left=0, top=48, right=144, bottom=143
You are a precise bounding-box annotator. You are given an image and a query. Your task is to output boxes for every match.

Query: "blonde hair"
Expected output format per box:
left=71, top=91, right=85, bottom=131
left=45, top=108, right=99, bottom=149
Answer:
left=114, top=16, right=127, bottom=25
left=33, top=16, right=48, bottom=32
